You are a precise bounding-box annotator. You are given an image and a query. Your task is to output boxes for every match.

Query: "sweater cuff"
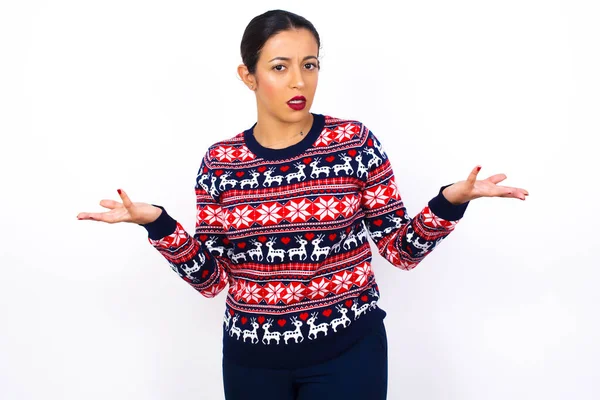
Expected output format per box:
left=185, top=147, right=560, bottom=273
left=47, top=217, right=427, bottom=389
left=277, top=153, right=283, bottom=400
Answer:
left=427, top=184, right=469, bottom=221
left=140, top=205, right=178, bottom=240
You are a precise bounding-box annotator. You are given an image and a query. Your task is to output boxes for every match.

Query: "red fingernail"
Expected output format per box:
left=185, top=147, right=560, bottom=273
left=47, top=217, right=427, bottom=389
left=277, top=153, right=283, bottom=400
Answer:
left=477, top=166, right=481, bottom=171
left=117, top=189, right=122, bottom=195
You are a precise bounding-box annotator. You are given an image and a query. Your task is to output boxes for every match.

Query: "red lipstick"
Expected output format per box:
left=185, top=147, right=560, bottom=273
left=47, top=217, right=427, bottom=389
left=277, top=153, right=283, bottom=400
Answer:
left=287, top=96, right=306, bottom=111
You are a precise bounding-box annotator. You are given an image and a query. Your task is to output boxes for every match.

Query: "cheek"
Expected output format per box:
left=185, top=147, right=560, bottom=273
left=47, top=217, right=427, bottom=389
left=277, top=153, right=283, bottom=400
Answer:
left=308, top=75, right=318, bottom=95
left=260, top=77, right=283, bottom=100
left=263, top=82, right=277, bottom=96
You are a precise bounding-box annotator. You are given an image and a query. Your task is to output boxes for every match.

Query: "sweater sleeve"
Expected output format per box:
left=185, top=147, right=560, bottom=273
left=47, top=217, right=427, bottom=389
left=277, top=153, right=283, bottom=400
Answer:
left=140, top=153, right=233, bottom=297
left=359, top=128, right=469, bottom=270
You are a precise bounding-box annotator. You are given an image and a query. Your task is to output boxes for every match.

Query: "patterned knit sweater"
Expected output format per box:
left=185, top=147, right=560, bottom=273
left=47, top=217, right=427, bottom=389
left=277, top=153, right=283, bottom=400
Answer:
left=142, top=113, right=469, bottom=369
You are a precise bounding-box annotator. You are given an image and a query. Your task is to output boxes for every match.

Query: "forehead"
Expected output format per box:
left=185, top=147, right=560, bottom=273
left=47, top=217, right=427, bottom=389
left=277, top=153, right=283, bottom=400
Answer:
left=259, top=28, right=319, bottom=59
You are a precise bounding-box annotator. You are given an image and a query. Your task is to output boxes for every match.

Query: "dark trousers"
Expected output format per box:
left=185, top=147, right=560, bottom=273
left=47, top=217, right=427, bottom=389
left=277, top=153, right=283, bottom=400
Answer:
left=222, top=319, right=388, bottom=400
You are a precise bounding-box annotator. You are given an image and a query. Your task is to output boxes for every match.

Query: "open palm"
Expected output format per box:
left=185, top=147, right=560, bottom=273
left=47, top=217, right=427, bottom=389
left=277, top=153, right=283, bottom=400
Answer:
left=443, top=166, right=529, bottom=205
left=77, top=189, right=162, bottom=225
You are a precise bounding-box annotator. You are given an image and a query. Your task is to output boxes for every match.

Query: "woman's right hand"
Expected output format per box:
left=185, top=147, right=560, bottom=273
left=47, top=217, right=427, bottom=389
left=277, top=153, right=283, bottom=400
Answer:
left=77, top=189, right=163, bottom=225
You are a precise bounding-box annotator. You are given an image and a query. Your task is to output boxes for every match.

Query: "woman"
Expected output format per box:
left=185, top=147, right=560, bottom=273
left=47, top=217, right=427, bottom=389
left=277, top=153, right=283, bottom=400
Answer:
left=77, top=9, right=528, bottom=400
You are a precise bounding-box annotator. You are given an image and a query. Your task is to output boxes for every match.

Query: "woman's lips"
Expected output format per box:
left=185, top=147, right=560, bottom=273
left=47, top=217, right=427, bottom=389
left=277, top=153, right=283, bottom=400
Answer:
left=287, top=96, right=306, bottom=110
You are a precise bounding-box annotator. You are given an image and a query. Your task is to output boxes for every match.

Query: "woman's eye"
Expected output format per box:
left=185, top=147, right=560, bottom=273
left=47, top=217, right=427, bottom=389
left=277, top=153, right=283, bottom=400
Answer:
left=273, top=63, right=318, bottom=72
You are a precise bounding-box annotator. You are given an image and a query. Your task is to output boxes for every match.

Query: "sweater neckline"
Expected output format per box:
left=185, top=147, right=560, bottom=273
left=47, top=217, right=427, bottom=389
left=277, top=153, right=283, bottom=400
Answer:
left=243, top=113, right=325, bottom=161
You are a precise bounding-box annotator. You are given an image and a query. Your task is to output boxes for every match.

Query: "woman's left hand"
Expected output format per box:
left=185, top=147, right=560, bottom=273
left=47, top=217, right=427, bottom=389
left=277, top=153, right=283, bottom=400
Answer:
left=442, top=166, right=529, bottom=205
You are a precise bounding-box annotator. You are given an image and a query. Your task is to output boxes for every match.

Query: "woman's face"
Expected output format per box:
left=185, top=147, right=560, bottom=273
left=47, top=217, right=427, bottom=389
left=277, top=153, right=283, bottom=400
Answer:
left=245, top=28, right=320, bottom=123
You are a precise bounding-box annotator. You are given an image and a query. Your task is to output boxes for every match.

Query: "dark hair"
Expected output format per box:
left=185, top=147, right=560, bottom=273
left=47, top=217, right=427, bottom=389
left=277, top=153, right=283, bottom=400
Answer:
left=240, top=9, right=321, bottom=75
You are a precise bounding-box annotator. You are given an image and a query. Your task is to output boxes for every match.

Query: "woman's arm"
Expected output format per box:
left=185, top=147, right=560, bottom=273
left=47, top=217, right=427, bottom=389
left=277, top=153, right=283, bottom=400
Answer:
left=141, top=154, right=234, bottom=298
left=359, top=128, right=469, bottom=270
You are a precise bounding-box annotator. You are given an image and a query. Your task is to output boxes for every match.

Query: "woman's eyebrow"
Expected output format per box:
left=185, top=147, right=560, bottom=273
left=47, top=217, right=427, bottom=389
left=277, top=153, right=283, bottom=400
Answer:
left=268, top=55, right=318, bottom=62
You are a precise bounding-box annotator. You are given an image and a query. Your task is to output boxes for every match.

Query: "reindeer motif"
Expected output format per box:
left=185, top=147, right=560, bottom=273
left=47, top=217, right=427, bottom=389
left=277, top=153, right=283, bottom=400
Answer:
left=287, top=236, right=308, bottom=261
left=351, top=300, right=371, bottom=320
left=266, top=237, right=286, bottom=262
left=223, top=311, right=231, bottom=331
left=306, top=312, right=329, bottom=340
left=343, top=229, right=359, bottom=250
left=356, top=226, right=369, bottom=244
left=355, top=151, right=369, bottom=178
left=330, top=304, right=351, bottom=332
left=333, top=153, right=354, bottom=176
left=285, top=163, right=307, bottom=183
left=209, top=176, right=219, bottom=198
left=246, top=239, right=264, bottom=261
left=363, top=147, right=382, bottom=169
left=205, top=236, right=226, bottom=256
left=283, top=316, right=304, bottom=344
left=370, top=230, right=383, bottom=239
left=386, top=214, right=404, bottom=230
left=310, top=234, right=330, bottom=261
left=261, top=319, right=282, bottom=345
left=218, top=171, right=238, bottom=191
left=406, top=230, right=433, bottom=255
left=242, top=317, right=260, bottom=344
left=330, top=232, right=347, bottom=254
left=378, top=215, right=403, bottom=238
left=309, top=157, right=332, bottom=178
left=197, top=173, right=210, bottom=194
left=368, top=287, right=380, bottom=310
left=240, top=170, right=260, bottom=189
left=263, top=167, right=284, bottom=187
left=181, top=258, right=201, bottom=280
left=227, top=247, right=247, bottom=264
left=373, top=137, right=386, bottom=158
left=229, top=315, right=242, bottom=340
left=412, top=236, right=433, bottom=255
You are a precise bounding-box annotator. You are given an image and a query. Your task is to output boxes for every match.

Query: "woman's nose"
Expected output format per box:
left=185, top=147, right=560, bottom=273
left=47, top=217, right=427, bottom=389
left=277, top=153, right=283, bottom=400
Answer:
left=289, top=67, right=305, bottom=89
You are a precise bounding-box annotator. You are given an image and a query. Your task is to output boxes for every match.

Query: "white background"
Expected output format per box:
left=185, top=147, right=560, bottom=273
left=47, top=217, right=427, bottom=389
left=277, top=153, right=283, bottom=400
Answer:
left=1, top=0, right=599, bottom=399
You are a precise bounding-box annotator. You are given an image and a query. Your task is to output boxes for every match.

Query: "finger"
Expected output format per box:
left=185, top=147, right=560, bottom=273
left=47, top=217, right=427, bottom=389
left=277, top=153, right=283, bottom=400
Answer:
left=466, top=165, right=481, bottom=185
left=77, top=212, right=113, bottom=222
left=99, top=199, right=123, bottom=210
left=511, top=187, right=529, bottom=197
left=516, top=188, right=529, bottom=199
left=118, top=189, right=134, bottom=209
left=496, top=186, right=527, bottom=200
left=503, top=186, right=529, bottom=199
left=487, top=173, right=507, bottom=185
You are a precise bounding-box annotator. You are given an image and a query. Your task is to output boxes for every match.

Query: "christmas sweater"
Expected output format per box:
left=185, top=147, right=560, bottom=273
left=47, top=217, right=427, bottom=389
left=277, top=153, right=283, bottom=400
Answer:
left=142, top=113, right=469, bottom=369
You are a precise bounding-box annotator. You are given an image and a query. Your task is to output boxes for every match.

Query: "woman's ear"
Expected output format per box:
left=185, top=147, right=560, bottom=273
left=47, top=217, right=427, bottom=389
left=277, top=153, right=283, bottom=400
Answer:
left=237, top=64, right=256, bottom=90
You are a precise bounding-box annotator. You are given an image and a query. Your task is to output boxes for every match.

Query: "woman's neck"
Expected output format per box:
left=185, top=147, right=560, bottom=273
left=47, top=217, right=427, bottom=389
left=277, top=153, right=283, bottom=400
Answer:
left=253, top=113, right=314, bottom=149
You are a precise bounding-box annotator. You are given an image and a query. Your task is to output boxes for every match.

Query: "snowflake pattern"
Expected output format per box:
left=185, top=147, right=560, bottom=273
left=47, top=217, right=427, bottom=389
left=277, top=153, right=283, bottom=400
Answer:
left=363, top=184, right=390, bottom=208
left=147, top=116, right=468, bottom=357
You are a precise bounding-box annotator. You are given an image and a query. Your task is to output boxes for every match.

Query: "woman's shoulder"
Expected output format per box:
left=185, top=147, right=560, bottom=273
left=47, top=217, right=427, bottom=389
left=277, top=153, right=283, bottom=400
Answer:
left=206, top=131, right=246, bottom=151
left=201, top=130, right=252, bottom=166
left=323, top=113, right=364, bottom=129
left=321, top=113, right=377, bottom=145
